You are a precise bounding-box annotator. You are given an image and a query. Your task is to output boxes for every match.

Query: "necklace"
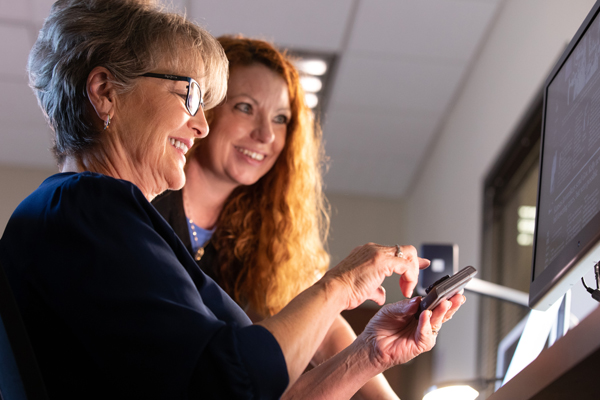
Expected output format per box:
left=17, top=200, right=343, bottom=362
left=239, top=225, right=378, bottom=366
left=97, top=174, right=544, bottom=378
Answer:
left=183, top=189, right=211, bottom=261
left=188, top=219, right=206, bottom=261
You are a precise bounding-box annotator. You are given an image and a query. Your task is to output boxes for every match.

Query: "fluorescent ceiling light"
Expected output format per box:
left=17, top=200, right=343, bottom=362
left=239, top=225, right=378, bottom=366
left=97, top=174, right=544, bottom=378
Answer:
left=289, top=51, right=335, bottom=112
left=304, top=93, right=319, bottom=109
left=295, top=59, right=327, bottom=76
left=300, top=76, right=322, bottom=93
left=518, top=205, right=536, bottom=219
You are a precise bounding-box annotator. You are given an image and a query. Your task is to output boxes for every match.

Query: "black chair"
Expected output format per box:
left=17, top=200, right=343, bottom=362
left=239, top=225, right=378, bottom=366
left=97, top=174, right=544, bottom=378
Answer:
left=0, top=262, right=48, bottom=400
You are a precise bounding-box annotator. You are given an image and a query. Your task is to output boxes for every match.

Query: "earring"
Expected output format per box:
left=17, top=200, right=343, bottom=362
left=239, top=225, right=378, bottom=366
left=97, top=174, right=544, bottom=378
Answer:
left=103, top=114, right=111, bottom=130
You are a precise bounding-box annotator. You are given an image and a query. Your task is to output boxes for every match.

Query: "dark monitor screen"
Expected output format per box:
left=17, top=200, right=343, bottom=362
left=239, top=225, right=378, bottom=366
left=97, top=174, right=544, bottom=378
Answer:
left=531, top=0, right=600, bottom=310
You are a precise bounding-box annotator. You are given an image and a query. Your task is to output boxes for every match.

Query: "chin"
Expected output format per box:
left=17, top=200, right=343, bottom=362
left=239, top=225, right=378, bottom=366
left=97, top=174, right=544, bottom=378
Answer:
left=234, top=175, right=262, bottom=187
left=231, top=168, right=267, bottom=187
left=165, top=171, right=186, bottom=192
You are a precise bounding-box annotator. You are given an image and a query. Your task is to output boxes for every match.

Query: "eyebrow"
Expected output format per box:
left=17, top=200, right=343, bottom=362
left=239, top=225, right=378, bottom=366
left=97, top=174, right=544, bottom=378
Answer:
left=229, top=92, right=258, bottom=104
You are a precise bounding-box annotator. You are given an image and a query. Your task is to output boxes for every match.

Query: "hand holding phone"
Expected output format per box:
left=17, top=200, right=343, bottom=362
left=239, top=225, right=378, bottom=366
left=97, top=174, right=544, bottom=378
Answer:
left=416, top=265, right=477, bottom=317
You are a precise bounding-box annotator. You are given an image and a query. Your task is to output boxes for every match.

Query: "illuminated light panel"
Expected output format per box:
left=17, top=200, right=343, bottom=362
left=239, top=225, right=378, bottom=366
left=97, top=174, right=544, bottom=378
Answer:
left=300, top=75, right=322, bottom=93
left=518, top=205, right=536, bottom=219
left=517, top=205, right=536, bottom=246
left=305, top=93, right=318, bottom=109
left=517, top=233, right=534, bottom=246
left=423, top=385, right=479, bottom=400
left=295, top=59, right=327, bottom=76
left=518, top=219, right=535, bottom=234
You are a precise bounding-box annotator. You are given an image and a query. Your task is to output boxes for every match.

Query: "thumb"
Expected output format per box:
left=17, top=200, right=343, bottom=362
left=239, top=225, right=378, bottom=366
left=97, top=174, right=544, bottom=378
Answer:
left=371, top=285, right=386, bottom=306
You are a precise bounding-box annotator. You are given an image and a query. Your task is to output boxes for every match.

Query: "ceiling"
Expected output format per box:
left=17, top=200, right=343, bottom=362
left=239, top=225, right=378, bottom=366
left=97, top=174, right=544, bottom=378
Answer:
left=0, top=0, right=503, bottom=198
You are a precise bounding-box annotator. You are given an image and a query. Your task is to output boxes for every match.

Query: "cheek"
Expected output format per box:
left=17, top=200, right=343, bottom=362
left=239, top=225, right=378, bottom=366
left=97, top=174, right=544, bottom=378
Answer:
left=204, top=129, right=228, bottom=160
left=272, top=130, right=287, bottom=159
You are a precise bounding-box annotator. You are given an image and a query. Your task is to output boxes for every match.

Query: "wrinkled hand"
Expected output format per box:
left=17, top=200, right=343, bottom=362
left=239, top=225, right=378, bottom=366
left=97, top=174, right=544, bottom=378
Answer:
left=322, top=243, right=429, bottom=310
left=359, top=293, right=465, bottom=370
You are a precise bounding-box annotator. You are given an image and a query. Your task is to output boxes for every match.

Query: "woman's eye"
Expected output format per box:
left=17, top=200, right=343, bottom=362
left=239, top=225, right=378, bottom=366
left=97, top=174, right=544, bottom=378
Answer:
left=273, top=115, right=289, bottom=125
left=235, top=103, right=252, bottom=114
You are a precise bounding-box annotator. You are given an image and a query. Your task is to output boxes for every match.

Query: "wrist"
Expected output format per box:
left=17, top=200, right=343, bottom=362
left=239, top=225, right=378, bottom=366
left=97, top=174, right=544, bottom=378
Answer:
left=352, top=333, right=388, bottom=376
left=315, top=273, right=351, bottom=312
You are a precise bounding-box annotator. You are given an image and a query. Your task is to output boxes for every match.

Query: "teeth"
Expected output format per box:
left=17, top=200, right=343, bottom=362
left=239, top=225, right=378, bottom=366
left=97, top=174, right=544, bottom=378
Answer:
left=169, top=138, right=189, bottom=154
left=236, top=147, right=265, bottom=161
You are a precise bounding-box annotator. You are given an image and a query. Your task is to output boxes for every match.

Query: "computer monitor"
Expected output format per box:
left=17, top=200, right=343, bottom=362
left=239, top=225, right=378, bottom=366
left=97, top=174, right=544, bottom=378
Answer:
left=530, top=0, right=600, bottom=310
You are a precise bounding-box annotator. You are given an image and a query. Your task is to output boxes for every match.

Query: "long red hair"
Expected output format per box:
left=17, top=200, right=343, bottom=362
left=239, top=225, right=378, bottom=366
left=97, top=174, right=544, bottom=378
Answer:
left=196, top=36, right=330, bottom=316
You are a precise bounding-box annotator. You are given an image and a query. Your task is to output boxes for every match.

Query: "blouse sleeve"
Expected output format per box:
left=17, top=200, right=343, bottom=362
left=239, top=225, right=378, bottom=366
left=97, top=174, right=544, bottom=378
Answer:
left=26, top=174, right=288, bottom=399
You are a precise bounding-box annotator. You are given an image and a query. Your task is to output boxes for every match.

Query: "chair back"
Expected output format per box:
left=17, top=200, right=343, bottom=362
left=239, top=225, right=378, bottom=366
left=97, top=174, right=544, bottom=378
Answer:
left=0, top=262, right=48, bottom=400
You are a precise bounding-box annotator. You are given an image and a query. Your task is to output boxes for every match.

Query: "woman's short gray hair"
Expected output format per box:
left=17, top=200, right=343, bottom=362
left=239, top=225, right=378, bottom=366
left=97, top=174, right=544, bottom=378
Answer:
left=28, top=0, right=228, bottom=166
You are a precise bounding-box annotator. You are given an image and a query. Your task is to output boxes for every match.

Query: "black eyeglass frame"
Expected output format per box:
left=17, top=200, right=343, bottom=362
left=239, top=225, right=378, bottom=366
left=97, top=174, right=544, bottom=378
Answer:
left=140, top=72, right=204, bottom=116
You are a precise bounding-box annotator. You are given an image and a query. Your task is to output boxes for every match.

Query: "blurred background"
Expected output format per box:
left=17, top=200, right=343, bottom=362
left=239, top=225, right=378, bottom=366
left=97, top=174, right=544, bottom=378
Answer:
left=0, top=0, right=596, bottom=398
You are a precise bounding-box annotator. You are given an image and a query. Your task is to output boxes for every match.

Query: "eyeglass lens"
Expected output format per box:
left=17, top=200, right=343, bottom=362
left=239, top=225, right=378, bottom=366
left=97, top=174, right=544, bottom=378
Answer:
left=187, top=81, right=202, bottom=116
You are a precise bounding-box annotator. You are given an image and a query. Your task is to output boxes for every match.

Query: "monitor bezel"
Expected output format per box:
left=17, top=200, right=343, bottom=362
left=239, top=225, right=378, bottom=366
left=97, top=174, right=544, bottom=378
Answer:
left=530, top=0, right=600, bottom=310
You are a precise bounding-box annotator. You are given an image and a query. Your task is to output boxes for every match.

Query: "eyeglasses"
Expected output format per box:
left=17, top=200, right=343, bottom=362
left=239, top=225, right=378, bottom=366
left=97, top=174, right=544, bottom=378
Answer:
left=140, top=72, right=204, bottom=116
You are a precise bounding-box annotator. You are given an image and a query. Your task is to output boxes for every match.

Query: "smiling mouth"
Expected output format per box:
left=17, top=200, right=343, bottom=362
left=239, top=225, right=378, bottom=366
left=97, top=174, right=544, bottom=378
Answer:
left=169, top=138, right=190, bottom=154
left=235, top=146, right=265, bottom=161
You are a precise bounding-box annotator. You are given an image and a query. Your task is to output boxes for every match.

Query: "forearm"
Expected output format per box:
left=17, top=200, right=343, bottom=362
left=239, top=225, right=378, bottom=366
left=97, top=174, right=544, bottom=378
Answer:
left=282, top=337, right=381, bottom=400
left=311, top=314, right=355, bottom=366
left=352, top=374, right=399, bottom=400
left=312, top=315, right=399, bottom=400
left=257, top=278, right=348, bottom=385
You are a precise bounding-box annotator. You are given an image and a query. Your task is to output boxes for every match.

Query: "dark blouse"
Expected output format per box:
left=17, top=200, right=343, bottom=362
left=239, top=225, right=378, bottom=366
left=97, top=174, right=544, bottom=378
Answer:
left=0, top=172, right=288, bottom=399
left=152, top=189, right=222, bottom=281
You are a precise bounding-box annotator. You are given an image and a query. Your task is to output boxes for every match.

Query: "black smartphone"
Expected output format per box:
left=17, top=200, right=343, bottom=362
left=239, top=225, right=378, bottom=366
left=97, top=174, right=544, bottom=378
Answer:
left=415, top=265, right=477, bottom=317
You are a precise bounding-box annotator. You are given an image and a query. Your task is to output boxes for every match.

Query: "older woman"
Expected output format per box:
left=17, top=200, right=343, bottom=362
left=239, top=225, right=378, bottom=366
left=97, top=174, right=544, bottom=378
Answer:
left=0, top=1, right=463, bottom=399
left=154, top=36, right=408, bottom=399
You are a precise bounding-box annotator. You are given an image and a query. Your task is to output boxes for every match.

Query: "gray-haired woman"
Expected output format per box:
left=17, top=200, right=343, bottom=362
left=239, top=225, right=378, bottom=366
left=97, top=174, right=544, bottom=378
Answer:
left=0, top=0, right=464, bottom=399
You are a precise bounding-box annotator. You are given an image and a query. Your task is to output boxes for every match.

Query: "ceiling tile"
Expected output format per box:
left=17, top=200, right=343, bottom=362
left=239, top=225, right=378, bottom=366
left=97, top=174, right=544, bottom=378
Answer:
left=348, top=0, right=499, bottom=62
left=0, top=25, right=33, bottom=79
left=329, top=54, right=465, bottom=113
left=323, top=108, right=440, bottom=197
left=0, top=81, right=55, bottom=168
left=325, top=146, right=419, bottom=198
left=187, top=0, right=354, bottom=51
left=323, top=108, right=439, bottom=155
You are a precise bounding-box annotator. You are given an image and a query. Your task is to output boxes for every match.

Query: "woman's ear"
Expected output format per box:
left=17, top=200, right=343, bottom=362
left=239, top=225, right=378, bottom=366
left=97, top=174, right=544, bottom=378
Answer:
left=86, top=66, right=117, bottom=125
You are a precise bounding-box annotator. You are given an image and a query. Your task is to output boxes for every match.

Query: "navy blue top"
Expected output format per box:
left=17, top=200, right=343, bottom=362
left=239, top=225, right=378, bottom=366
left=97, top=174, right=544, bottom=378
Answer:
left=0, top=172, right=288, bottom=399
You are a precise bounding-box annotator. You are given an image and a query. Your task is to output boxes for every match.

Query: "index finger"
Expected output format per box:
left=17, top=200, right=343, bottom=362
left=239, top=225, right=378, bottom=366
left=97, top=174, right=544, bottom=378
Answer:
left=392, top=246, right=421, bottom=298
left=400, top=258, right=430, bottom=297
left=418, top=257, right=430, bottom=269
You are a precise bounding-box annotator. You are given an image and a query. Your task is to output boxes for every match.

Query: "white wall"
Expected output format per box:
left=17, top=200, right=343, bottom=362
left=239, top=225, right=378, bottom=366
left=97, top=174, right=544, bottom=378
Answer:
left=326, top=192, right=407, bottom=306
left=400, top=0, right=597, bottom=385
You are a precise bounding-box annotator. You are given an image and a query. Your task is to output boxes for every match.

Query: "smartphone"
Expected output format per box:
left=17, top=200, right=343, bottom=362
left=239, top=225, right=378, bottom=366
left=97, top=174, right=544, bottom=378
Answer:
left=415, top=265, right=477, bottom=317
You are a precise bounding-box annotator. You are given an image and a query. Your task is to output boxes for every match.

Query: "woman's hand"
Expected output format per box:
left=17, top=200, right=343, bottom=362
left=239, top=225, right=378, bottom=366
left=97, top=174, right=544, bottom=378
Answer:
left=359, top=293, right=465, bottom=370
left=322, top=244, right=430, bottom=310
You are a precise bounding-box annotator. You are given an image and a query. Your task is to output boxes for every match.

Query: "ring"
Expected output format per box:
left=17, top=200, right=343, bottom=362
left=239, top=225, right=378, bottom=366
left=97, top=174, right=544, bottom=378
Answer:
left=395, top=244, right=404, bottom=259
left=431, top=325, right=440, bottom=335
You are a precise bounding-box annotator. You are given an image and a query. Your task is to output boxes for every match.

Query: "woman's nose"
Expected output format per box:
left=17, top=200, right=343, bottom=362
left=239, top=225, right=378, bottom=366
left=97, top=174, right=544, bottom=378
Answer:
left=191, top=109, right=210, bottom=139
left=251, top=118, right=275, bottom=144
